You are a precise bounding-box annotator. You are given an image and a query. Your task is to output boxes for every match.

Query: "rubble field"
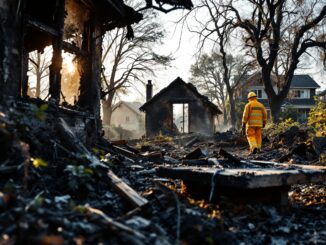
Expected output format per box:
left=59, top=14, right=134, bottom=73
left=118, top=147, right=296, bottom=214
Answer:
left=0, top=103, right=326, bottom=245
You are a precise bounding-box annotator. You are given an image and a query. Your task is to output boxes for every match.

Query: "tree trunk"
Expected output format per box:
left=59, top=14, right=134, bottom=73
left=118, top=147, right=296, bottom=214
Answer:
left=222, top=107, right=228, bottom=126
left=261, top=68, right=284, bottom=123
left=225, top=88, right=236, bottom=129
left=229, top=94, right=236, bottom=129
left=49, top=0, right=65, bottom=102
left=269, top=100, right=282, bottom=123
left=36, top=53, right=41, bottom=97
left=102, top=92, right=114, bottom=126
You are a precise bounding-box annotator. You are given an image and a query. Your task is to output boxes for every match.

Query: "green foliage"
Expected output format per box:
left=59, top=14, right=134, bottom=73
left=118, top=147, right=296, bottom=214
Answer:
left=308, top=98, right=326, bottom=136
left=280, top=105, right=297, bottom=121
left=155, top=131, right=173, bottom=142
left=32, top=158, right=47, bottom=168
left=91, top=147, right=106, bottom=160
left=264, top=118, right=300, bottom=138
left=64, top=165, right=95, bottom=192
left=135, top=140, right=150, bottom=150
left=31, top=104, right=48, bottom=121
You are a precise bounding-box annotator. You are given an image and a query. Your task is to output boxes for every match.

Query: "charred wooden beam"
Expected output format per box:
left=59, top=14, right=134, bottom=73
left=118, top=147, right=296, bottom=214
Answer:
left=21, top=51, right=29, bottom=98
left=49, top=0, right=65, bottom=102
left=0, top=0, right=22, bottom=99
left=182, top=159, right=209, bottom=166
left=219, top=148, right=258, bottom=167
left=77, top=19, right=92, bottom=108
left=184, top=147, right=204, bottom=159
left=112, top=145, right=139, bottom=159
left=26, top=16, right=58, bottom=36
left=20, top=0, right=28, bottom=98
left=62, top=42, right=89, bottom=57
left=108, top=170, right=149, bottom=208
left=156, top=166, right=326, bottom=189
left=185, top=136, right=198, bottom=147
left=85, top=205, right=146, bottom=240
left=250, top=160, right=326, bottom=171
left=219, top=148, right=241, bottom=164
left=77, top=14, right=103, bottom=141
left=26, top=17, right=88, bottom=57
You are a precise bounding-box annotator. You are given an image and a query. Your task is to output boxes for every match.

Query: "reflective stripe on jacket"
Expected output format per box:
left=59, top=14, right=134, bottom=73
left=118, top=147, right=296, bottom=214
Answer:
left=242, top=99, right=267, bottom=127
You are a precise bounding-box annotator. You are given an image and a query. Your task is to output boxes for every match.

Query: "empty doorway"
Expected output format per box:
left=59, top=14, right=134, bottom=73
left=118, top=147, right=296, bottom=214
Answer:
left=172, top=103, right=189, bottom=133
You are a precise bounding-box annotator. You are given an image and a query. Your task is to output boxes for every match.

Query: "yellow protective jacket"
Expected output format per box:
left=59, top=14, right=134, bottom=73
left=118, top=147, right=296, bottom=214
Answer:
left=242, top=99, right=267, bottom=127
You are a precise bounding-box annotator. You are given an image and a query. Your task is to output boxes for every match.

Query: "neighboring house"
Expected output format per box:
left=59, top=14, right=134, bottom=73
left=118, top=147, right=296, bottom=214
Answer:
left=140, top=77, right=222, bottom=137
left=237, top=73, right=320, bottom=122
left=108, top=101, right=145, bottom=140
left=317, top=89, right=326, bottom=103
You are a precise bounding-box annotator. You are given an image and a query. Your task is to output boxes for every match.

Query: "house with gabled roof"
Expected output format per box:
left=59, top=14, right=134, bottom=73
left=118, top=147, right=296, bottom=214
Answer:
left=318, top=89, right=326, bottom=102
left=140, top=77, right=222, bottom=137
left=237, top=73, right=321, bottom=122
left=106, top=101, right=145, bottom=139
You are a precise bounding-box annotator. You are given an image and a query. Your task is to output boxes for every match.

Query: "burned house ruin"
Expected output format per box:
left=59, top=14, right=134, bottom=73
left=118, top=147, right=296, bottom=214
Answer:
left=0, top=0, right=193, bottom=143
left=140, top=77, right=222, bottom=137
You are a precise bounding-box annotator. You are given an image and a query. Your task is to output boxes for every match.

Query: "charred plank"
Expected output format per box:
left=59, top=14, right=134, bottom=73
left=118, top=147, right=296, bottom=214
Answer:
left=107, top=170, right=149, bottom=208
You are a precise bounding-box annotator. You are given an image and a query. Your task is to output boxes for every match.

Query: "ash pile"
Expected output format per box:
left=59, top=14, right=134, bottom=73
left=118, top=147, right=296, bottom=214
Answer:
left=0, top=102, right=326, bottom=245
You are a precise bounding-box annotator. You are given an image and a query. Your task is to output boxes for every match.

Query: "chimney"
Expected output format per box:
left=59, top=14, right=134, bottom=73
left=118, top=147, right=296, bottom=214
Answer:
left=146, top=80, right=153, bottom=102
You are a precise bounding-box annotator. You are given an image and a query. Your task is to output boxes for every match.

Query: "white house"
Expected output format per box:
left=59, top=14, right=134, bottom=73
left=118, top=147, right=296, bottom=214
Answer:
left=108, top=101, right=145, bottom=140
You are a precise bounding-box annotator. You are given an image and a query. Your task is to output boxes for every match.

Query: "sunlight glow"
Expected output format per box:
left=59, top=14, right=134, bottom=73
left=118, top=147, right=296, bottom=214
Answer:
left=62, top=52, right=76, bottom=73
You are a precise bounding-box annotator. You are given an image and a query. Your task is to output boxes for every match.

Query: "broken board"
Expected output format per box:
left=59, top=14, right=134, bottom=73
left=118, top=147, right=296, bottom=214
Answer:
left=156, top=166, right=326, bottom=189
left=108, top=170, right=149, bottom=208
left=156, top=166, right=326, bottom=205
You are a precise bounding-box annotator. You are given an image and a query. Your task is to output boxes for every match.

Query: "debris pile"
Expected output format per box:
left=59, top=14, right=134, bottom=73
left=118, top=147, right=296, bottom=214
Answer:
left=262, top=125, right=325, bottom=164
left=0, top=103, right=326, bottom=244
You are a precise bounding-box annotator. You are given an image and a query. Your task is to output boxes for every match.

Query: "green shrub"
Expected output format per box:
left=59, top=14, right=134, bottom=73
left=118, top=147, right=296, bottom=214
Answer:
left=280, top=105, right=297, bottom=121
left=308, top=98, right=326, bottom=136
left=264, top=118, right=300, bottom=138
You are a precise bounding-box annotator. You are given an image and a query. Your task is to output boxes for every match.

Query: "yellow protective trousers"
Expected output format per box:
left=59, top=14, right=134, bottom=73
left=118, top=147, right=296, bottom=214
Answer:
left=246, top=127, right=262, bottom=152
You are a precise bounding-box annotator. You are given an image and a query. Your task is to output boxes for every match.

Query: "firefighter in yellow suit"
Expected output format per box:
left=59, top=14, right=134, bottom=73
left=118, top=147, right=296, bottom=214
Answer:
left=242, top=92, right=268, bottom=154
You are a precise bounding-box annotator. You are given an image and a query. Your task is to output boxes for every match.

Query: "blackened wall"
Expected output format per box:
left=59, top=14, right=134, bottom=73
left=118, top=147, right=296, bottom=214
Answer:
left=145, top=82, right=216, bottom=137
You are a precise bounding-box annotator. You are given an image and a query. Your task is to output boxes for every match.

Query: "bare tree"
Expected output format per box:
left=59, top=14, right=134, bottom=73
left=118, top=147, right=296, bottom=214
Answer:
left=190, top=52, right=251, bottom=127
left=101, top=10, right=172, bottom=126
left=137, top=0, right=193, bottom=13
left=28, top=49, right=51, bottom=98
left=179, top=0, right=325, bottom=122
left=180, top=0, right=252, bottom=128
left=190, top=53, right=227, bottom=117
left=222, top=0, right=326, bottom=122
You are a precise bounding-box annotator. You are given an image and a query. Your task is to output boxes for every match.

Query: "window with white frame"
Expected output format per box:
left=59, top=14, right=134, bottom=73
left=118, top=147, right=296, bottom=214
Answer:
left=291, top=89, right=309, bottom=99
left=251, top=89, right=263, bottom=98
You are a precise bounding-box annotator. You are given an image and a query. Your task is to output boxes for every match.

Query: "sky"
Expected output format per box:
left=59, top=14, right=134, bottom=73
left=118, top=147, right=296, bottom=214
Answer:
left=122, top=10, right=199, bottom=102
left=122, top=7, right=326, bottom=103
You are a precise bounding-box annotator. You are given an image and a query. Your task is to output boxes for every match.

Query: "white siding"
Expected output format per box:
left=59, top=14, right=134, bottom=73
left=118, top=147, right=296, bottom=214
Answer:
left=110, top=103, right=145, bottom=139
left=250, top=86, right=268, bottom=99
left=288, top=88, right=310, bottom=99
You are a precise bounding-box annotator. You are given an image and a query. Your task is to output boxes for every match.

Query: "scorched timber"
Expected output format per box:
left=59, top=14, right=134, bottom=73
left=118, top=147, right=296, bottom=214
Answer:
left=156, top=166, right=326, bottom=189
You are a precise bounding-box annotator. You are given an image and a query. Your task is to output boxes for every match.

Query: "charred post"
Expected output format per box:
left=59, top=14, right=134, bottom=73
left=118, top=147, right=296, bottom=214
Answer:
left=0, top=0, right=22, bottom=100
left=49, top=0, right=65, bottom=102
